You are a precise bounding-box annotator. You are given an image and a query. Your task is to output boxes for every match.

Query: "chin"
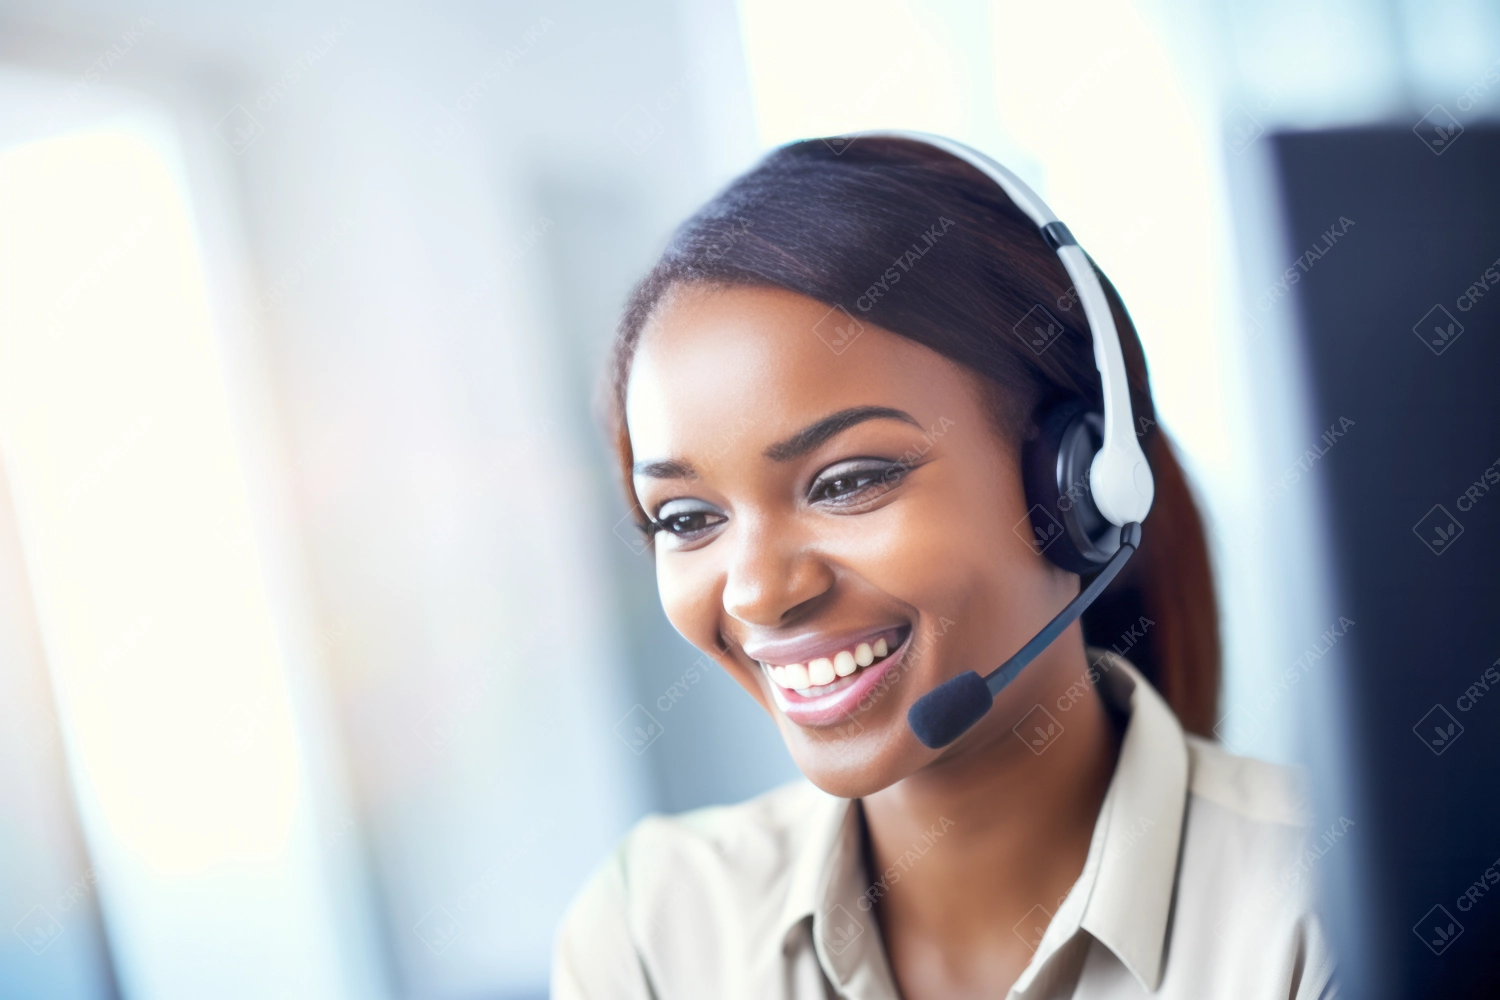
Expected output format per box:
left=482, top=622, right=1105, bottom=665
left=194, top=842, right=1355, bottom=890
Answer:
left=791, top=735, right=921, bottom=799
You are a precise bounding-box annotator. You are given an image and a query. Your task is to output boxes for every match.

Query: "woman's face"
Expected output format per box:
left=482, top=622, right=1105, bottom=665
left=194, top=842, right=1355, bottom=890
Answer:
left=625, top=284, right=1079, bottom=796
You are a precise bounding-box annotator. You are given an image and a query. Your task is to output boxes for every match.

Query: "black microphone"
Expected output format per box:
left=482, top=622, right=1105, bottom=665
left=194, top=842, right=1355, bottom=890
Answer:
left=907, top=522, right=1142, bottom=749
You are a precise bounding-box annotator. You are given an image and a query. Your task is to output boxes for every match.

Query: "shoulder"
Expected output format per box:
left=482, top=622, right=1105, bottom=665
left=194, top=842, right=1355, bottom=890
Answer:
left=1163, top=737, right=1339, bottom=998
left=619, top=777, right=829, bottom=880
left=1184, top=733, right=1309, bottom=826
left=552, top=780, right=832, bottom=997
left=1179, top=734, right=1320, bottom=896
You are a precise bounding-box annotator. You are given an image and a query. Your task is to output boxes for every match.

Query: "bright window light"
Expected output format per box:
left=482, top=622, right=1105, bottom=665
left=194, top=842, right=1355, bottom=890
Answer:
left=0, top=118, right=350, bottom=999
left=734, top=0, right=969, bottom=143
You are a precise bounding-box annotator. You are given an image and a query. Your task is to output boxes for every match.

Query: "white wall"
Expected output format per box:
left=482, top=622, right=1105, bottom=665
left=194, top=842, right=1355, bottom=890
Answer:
left=0, top=1, right=789, bottom=997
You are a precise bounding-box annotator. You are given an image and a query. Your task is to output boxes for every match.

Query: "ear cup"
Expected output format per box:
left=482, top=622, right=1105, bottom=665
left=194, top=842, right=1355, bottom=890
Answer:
left=1022, top=399, right=1123, bottom=574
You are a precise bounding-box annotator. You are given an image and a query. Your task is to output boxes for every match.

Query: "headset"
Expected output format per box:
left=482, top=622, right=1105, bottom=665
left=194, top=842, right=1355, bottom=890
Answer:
left=846, top=131, right=1157, bottom=749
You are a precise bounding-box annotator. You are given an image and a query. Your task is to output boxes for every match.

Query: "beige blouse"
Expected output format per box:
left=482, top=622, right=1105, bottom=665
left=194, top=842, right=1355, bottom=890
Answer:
left=552, top=652, right=1337, bottom=999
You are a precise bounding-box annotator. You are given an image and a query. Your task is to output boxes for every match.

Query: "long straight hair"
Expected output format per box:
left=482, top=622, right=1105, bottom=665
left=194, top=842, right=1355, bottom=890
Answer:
left=603, top=137, right=1220, bottom=736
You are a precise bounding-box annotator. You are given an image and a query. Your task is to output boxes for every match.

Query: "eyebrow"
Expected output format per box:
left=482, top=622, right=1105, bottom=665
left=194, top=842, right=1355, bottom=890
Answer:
left=765, top=406, right=921, bottom=462
left=632, top=457, right=698, bottom=480
left=631, top=405, right=922, bottom=480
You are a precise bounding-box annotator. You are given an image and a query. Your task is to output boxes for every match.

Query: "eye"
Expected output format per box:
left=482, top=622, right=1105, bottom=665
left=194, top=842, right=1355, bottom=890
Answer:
left=808, top=459, right=907, bottom=508
left=653, top=498, right=727, bottom=541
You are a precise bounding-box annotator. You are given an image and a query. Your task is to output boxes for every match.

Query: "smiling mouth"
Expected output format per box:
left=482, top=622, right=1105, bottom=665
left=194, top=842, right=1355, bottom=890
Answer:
left=758, top=625, right=910, bottom=698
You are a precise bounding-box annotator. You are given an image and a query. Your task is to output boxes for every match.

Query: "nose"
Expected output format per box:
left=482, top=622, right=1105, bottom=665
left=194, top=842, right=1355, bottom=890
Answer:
left=720, top=515, right=835, bottom=628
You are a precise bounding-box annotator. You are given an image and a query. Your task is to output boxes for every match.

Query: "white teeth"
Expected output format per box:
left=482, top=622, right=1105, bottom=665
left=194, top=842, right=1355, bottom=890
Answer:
left=764, top=634, right=901, bottom=691
left=808, top=657, right=835, bottom=686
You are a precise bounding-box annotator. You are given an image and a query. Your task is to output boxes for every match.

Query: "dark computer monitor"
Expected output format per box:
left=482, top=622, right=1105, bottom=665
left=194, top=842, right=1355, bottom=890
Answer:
left=1261, top=124, right=1500, bottom=998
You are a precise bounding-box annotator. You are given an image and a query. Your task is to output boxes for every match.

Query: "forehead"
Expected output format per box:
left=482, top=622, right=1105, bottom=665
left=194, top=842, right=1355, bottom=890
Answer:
left=625, top=284, right=974, bottom=462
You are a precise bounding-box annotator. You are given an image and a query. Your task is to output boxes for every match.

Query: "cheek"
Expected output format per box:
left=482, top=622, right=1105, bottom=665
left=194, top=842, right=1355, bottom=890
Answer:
left=654, top=551, right=705, bottom=644
left=654, top=549, right=721, bottom=649
left=842, top=458, right=1063, bottom=662
left=654, top=548, right=774, bottom=709
left=860, top=468, right=1025, bottom=604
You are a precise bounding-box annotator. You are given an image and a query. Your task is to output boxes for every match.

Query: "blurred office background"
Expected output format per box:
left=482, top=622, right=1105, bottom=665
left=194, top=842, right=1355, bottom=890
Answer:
left=0, top=0, right=1497, bottom=997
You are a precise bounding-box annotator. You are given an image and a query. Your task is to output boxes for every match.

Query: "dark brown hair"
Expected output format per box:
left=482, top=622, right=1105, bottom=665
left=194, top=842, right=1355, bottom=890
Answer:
left=604, top=137, right=1220, bottom=736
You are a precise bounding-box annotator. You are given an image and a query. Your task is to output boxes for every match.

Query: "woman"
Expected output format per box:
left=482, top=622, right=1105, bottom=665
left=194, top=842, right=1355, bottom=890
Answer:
left=553, top=136, right=1334, bottom=999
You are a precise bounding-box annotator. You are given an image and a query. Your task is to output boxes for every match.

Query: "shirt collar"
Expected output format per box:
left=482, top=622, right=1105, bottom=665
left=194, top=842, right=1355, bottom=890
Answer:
left=1076, top=650, right=1189, bottom=991
left=774, top=650, right=1189, bottom=994
left=776, top=782, right=902, bottom=996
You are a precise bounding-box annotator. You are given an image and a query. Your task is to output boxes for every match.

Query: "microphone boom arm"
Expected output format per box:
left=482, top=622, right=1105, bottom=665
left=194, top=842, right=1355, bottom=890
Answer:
left=906, top=522, right=1143, bottom=749
left=983, top=521, right=1141, bottom=697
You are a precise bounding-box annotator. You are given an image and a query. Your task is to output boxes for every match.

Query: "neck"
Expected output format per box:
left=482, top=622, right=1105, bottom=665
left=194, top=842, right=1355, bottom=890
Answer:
left=861, top=637, right=1121, bottom=997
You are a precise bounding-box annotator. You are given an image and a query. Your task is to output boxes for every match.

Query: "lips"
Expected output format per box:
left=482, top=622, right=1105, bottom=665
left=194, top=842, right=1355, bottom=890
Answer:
left=757, top=625, right=912, bottom=728
left=760, top=628, right=902, bottom=691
